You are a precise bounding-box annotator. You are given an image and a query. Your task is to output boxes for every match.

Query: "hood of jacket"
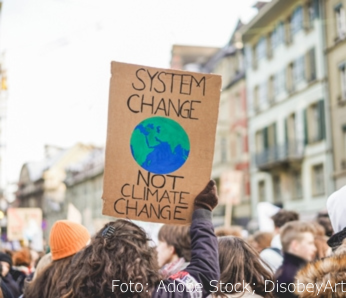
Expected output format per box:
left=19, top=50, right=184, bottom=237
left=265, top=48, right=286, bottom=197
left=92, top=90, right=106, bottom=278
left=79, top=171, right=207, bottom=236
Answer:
left=295, top=253, right=346, bottom=297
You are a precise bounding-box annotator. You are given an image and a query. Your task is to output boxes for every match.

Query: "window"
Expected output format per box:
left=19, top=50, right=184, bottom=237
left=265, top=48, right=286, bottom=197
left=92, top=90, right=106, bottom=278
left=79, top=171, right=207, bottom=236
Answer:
left=294, top=56, right=305, bottom=85
left=285, top=17, right=293, bottom=45
left=291, top=6, right=304, bottom=35
left=274, top=69, right=285, bottom=96
left=291, top=170, right=303, bottom=200
left=339, top=63, right=346, bottom=100
left=305, top=48, right=316, bottom=82
left=342, top=126, right=346, bottom=164
left=271, top=22, right=285, bottom=49
left=256, top=37, right=267, bottom=61
left=268, top=76, right=275, bottom=104
left=252, top=46, right=257, bottom=70
left=255, top=130, right=263, bottom=153
left=305, top=0, right=317, bottom=30
left=267, top=123, right=277, bottom=149
left=254, top=85, right=259, bottom=112
left=245, top=46, right=252, bottom=70
left=273, top=175, right=282, bottom=203
left=259, top=82, right=267, bottom=108
left=285, top=113, right=296, bottom=144
left=258, top=180, right=266, bottom=202
left=286, top=63, right=294, bottom=93
left=267, top=34, right=273, bottom=59
left=312, top=164, right=325, bottom=196
left=335, top=4, right=346, bottom=39
left=221, top=137, right=227, bottom=162
left=304, top=100, right=325, bottom=144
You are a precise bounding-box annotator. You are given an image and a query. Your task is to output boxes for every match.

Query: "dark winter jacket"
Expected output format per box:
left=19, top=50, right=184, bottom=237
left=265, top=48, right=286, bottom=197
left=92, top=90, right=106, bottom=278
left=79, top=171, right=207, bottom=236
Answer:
left=152, top=208, right=219, bottom=298
left=274, top=253, right=307, bottom=298
left=2, top=273, right=20, bottom=298
left=327, top=227, right=346, bottom=250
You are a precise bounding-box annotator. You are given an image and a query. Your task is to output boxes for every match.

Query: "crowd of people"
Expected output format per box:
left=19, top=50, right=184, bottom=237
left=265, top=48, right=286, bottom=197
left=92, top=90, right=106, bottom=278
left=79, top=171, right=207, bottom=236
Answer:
left=0, top=181, right=345, bottom=298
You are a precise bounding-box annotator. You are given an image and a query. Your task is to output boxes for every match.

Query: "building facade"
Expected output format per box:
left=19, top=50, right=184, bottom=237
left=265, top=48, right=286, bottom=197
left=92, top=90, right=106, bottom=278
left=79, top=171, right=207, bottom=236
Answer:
left=324, top=0, right=346, bottom=189
left=206, top=22, right=251, bottom=227
left=16, top=144, right=95, bottom=240
left=170, top=44, right=220, bottom=71
left=64, top=148, right=109, bottom=235
left=242, top=0, right=334, bottom=218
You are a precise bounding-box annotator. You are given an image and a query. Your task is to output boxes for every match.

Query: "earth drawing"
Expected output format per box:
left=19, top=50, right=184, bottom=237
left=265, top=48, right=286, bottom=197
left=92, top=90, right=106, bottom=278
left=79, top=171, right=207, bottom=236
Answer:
left=130, top=117, right=190, bottom=175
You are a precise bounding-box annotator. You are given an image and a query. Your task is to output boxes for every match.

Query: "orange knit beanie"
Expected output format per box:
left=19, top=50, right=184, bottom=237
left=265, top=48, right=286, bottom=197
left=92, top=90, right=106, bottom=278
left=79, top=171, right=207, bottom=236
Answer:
left=49, top=220, right=90, bottom=261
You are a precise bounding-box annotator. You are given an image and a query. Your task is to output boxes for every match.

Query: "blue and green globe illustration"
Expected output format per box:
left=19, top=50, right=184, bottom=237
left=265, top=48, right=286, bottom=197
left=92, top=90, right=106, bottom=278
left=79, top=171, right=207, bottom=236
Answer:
left=130, top=117, right=190, bottom=175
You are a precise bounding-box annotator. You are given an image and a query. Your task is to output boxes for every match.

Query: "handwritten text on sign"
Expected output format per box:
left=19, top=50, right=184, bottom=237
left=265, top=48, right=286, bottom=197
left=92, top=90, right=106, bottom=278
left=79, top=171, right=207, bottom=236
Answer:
left=102, top=62, right=221, bottom=224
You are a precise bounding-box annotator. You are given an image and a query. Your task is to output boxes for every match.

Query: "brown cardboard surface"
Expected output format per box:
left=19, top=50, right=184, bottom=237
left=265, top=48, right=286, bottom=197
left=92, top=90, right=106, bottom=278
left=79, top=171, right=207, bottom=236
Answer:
left=102, top=61, right=221, bottom=224
left=219, top=170, right=243, bottom=205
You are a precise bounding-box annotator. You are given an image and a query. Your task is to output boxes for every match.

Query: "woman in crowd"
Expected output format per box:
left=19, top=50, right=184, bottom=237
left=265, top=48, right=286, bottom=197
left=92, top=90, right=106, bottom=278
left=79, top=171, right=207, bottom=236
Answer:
left=157, top=224, right=191, bottom=278
left=213, top=236, right=274, bottom=298
left=24, top=220, right=90, bottom=298
left=59, top=180, right=219, bottom=298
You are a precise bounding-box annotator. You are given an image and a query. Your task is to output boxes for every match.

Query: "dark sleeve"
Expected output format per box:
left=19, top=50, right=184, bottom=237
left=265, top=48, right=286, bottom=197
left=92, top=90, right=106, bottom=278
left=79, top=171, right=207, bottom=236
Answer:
left=1, top=281, right=14, bottom=298
left=152, top=209, right=219, bottom=298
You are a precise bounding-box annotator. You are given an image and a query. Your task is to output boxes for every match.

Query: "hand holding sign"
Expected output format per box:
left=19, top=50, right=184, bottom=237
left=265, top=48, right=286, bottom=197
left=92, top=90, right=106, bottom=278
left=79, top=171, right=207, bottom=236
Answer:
left=194, top=180, right=218, bottom=211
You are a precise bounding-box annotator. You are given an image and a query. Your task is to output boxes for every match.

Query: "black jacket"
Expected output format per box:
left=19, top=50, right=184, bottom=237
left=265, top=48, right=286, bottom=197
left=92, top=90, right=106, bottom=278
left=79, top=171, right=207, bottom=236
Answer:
left=274, top=253, right=307, bottom=298
left=2, top=273, right=20, bottom=298
left=152, top=208, right=219, bottom=298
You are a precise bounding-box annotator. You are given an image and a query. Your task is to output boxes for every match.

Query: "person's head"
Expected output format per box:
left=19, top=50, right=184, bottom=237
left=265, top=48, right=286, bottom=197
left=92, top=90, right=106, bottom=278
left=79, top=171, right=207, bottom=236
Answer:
left=157, top=224, right=190, bottom=267
left=314, top=236, right=331, bottom=260
left=271, top=210, right=299, bottom=233
left=0, top=253, right=12, bottom=277
left=316, top=215, right=334, bottom=237
left=252, top=231, right=273, bottom=253
left=327, top=185, right=346, bottom=234
left=216, top=236, right=274, bottom=298
left=25, top=221, right=90, bottom=298
left=280, top=221, right=316, bottom=261
left=33, top=253, right=52, bottom=280
left=60, top=220, right=160, bottom=298
left=13, top=247, right=31, bottom=267
left=49, top=220, right=90, bottom=261
left=215, top=226, right=242, bottom=238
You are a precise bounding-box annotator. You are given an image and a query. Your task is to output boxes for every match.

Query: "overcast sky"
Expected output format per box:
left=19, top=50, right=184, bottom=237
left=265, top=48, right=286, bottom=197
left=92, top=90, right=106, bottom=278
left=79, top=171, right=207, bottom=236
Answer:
left=1, top=0, right=257, bottom=183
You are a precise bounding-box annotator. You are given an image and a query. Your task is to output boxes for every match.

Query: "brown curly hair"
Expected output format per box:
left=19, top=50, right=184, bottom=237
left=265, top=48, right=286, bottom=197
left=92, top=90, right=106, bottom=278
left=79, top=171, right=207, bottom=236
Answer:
left=25, top=255, right=72, bottom=298
left=60, top=220, right=161, bottom=298
left=215, top=236, right=274, bottom=298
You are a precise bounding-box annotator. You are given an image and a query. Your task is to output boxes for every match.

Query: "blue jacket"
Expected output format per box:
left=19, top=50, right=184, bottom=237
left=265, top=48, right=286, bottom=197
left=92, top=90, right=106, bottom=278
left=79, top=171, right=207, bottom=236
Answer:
left=152, top=208, right=219, bottom=298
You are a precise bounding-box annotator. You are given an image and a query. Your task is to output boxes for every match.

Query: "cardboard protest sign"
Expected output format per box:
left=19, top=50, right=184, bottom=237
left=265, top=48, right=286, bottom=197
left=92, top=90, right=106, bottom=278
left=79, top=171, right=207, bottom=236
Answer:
left=7, top=208, right=43, bottom=251
left=102, top=61, right=221, bottom=224
left=219, top=170, right=243, bottom=205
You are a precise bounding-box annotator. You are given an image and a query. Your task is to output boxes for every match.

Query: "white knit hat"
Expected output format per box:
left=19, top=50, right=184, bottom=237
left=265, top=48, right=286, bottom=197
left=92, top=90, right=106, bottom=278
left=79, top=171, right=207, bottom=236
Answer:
left=327, top=185, right=346, bottom=233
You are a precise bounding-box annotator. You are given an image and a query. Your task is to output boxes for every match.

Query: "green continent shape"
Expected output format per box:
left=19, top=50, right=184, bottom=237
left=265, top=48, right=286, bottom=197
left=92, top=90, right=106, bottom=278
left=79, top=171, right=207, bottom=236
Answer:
left=131, top=117, right=190, bottom=166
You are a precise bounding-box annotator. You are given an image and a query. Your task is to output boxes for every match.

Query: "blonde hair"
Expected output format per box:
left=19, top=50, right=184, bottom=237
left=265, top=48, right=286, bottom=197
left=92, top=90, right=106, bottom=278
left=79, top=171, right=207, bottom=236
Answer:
left=215, top=226, right=242, bottom=238
left=33, top=253, right=52, bottom=280
left=280, top=221, right=316, bottom=252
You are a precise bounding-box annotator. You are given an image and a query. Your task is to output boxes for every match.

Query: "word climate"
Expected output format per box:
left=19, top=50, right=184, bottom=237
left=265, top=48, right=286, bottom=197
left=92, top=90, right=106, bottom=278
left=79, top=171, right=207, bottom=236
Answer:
left=113, top=171, right=190, bottom=221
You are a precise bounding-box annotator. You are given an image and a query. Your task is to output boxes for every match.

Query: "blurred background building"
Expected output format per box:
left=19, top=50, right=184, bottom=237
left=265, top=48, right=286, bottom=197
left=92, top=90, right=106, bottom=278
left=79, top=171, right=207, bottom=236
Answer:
left=3, top=0, right=346, bottom=246
left=242, top=0, right=334, bottom=219
left=324, top=0, right=346, bottom=190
